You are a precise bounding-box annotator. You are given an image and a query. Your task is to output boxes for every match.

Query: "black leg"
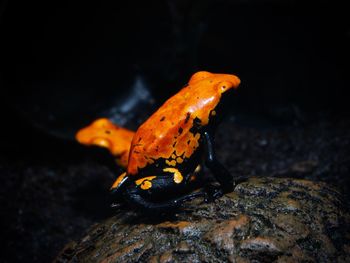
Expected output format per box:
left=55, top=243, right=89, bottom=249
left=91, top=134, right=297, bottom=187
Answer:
left=203, top=130, right=235, bottom=193
left=124, top=187, right=207, bottom=212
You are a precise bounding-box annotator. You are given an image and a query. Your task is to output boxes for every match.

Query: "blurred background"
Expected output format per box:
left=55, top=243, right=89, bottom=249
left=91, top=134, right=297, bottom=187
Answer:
left=0, top=0, right=349, bottom=262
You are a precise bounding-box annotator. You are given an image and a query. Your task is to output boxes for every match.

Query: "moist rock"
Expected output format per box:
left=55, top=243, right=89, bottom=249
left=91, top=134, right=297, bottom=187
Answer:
left=55, top=177, right=350, bottom=263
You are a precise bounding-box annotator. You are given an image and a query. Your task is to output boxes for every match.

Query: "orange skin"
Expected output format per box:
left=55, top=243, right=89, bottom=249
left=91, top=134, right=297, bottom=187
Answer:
left=115, top=71, right=240, bottom=188
left=76, top=118, right=134, bottom=168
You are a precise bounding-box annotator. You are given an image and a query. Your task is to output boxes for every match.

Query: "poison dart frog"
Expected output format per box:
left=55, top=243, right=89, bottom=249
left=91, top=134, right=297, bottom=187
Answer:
left=76, top=118, right=134, bottom=168
left=110, top=71, right=241, bottom=211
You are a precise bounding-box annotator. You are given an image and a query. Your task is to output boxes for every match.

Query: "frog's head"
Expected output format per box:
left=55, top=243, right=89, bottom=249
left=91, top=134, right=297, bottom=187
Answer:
left=76, top=118, right=118, bottom=150
left=75, top=118, right=134, bottom=167
left=189, top=71, right=240, bottom=94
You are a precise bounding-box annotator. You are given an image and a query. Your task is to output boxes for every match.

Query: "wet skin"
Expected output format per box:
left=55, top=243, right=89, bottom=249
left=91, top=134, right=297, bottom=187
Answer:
left=108, top=71, right=241, bottom=211
left=76, top=118, right=134, bottom=168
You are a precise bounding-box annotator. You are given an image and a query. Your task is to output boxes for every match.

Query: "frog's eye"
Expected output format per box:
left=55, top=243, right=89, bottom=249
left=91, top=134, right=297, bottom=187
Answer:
left=218, top=81, right=234, bottom=93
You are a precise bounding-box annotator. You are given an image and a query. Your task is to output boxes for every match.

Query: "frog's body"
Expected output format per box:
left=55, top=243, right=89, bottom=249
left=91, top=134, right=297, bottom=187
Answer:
left=111, top=71, right=241, bottom=211
left=76, top=118, right=134, bottom=168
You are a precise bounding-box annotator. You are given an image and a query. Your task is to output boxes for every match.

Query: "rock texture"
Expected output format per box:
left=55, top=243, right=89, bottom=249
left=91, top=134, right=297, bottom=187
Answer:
left=55, top=177, right=350, bottom=263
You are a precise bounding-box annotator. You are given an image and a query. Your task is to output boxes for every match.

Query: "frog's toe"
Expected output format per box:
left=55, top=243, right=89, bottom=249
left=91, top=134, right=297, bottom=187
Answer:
left=203, top=185, right=223, bottom=203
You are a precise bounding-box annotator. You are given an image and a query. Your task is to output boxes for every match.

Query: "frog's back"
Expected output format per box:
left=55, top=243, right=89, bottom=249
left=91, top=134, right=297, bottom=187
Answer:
left=127, top=71, right=240, bottom=175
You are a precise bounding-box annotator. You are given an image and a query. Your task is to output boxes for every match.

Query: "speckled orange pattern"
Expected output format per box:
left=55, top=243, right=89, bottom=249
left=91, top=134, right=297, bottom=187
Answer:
left=127, top=71, right=240, bottom=175
left=76, top=118, right=135, bottom=168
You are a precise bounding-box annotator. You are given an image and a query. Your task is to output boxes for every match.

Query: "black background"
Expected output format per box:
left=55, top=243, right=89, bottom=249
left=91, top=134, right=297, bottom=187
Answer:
left=1, top=1, right=349, bottom=138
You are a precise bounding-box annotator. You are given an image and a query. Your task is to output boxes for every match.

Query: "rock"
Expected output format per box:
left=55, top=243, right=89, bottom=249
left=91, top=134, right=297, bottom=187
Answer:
left=54, top=177, right=350, bottom=263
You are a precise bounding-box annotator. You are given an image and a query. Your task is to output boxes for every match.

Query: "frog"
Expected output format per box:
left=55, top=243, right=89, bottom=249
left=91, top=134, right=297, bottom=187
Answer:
left=110, top=71, right=241, bottom=211
left=76, top=118, right=135, bottom=168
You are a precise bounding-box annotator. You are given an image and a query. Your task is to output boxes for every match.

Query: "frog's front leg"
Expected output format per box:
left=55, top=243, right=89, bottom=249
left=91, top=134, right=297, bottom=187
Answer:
left=203, top=130, right=246, bottom=193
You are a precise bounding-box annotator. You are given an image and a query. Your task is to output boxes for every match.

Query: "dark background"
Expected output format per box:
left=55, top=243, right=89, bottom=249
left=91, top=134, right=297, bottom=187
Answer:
left=0, top=0, right=349, bottom=262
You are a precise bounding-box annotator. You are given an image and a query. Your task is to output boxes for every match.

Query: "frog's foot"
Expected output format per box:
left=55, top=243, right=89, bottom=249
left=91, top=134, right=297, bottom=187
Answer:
left=202, top=176, right=248, bottom=203
left=124, top=187, right=206, bottom=213
left=203, top=184, right=224, bottom=203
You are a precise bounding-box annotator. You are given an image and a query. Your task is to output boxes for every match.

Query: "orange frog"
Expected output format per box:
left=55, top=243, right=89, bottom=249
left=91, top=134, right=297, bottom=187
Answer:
left=76, top=118, right=134, bottom=168
left=110, top=71, right=242, bottom=211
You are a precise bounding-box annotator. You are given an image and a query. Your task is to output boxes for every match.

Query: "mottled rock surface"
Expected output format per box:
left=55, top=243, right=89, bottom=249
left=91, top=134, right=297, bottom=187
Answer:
left=55, top=177, right=350, bottom=263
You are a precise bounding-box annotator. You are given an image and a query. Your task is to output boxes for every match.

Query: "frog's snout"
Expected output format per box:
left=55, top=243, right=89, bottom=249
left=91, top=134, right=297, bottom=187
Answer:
left=218, top=75, right=240, bottom=94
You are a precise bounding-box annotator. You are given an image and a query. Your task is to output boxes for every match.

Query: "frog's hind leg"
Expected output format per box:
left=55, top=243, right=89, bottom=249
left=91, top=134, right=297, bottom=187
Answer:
left=123, top=187, right=206, bottom=212
left=120, top=174, right=205, bottom=212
